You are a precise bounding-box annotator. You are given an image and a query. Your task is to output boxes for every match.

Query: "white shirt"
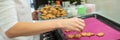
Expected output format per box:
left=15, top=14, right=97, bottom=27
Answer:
left=0, top=0, right=39, bottom=40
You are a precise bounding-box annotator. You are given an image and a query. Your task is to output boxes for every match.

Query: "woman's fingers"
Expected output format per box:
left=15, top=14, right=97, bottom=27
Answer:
left=73, top=28, right=81, bottom=32
left=56, top=18, right=85, bottom=31
left=74, top=23, right=84, bottom=30
left=73, top=18, right=85, bottom=27
left=75, top=20, right=85, bottom=27
left=66, top=25, right=81, bottom=32
left=78, top=18, right=84, bottom=23
left=71, top=18, right=85, bottom=28
left=65, top=22, right=83, bottom=32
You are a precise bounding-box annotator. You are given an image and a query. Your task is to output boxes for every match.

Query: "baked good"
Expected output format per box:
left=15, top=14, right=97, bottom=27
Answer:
left=53, top=10, right=57, bottom=15
left=39, top=8, right=45, bottom=13
left=60, top=11, right=67, bottom=17
left=75, top=34, right=81, bottom=38
left=39, top=5, right=67, bottom=20
left=96, top=32, right=104, bottom=37
left=56, top=11, right=61, bottom=17
left=81, top=32, right=87, bottom=37
left=48, top=11, right=52, bottom=14
left=41, top=13, right=47, bottom=16
left=51, top=15, right=56, bottom=19
left=43, top=11, right=48, bottom=14
left=41, top=15, right=49, bottom=20
left=67, top=34, right=74, bottom=39
left=47, top=4, right=51, bottom=8
left=86, top=32, right=94, bottom=37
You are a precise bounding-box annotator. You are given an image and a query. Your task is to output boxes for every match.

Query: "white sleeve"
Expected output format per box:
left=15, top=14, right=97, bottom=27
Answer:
left=15, top=0, right=33, bottom=22
left=0, top=0, right=36, bottom=40
left=0, top=27, right=13, bottom=40
left=0, top=0, right=18, bottom=33
left=0, top=0, right=18, bottom=40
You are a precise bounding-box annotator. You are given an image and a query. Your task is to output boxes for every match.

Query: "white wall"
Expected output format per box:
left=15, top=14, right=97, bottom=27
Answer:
left=87, top=0, right=120, bottom=24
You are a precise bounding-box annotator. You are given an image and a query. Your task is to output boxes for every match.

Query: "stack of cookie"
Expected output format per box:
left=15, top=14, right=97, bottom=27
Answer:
left=39, top=5, right=67, bottom=20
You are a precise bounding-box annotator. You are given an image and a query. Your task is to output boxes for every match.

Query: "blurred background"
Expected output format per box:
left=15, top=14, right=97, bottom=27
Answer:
left=30, top=0, right=120, bottom=23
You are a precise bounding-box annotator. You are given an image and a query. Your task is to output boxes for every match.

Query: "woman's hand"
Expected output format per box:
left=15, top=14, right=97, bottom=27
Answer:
left=53, top=17, right=85, bottom=31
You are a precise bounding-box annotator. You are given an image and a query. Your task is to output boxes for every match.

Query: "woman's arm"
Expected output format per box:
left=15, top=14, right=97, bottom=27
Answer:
left=6, top=21, right=58, bottom=38
left=6, top=18, right=85, bottom=38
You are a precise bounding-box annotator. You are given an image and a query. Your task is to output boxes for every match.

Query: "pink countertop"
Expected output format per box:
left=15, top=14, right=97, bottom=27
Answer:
left=63, top=17, right=120, bottom=40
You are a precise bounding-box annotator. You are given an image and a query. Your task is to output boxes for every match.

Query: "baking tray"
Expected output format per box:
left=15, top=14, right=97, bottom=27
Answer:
left=80, top=14, right=120, bottom=31
left=56, top=14, right=120, bottom=40
left=40, top=14, right=120, bottom=40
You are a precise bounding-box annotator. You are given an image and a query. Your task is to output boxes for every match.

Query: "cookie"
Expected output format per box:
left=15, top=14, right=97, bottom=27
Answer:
left=96, top=32, right=104, bottom=37
left=47, top=4, right=51, bottom=8
left=51, top=15, right=56, bottom=19
left=43, top=11, right=48, bottom=14
left=48, top=11, right=52, bottom=14
left=75, top=34, right=81, bottom=38
left=41, top=16, right=49, bottom=20
left=86, top=32, right=94, bottom=37
left=67, top=34, right=74, bottom=39
left=41, top=13, right=47, bottom=16
left=81, top=32, right=87, bottom=37
left=53, top=10, right=57, bottom=15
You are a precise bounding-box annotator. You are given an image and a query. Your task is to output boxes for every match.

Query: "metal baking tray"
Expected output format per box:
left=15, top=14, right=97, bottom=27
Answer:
left=40, top=14, right=120, bottom=40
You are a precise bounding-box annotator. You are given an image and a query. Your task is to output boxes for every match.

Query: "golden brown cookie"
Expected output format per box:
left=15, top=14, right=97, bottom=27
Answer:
left=56, top=14, right=61, bottom=17
left=81, top=32, right=87, bottom=37
left=61, top=14, right=67, bottom=17
left=41, top=15, right=49, bottom=20
left=44, top=6, right=49, bottom=10
left=46, top=14, right=54, bottom=19
left=67, top=34, right=74, bottom=39
left=86, top=32, right=94, bottom=37
left=39, top=10, right=44, bottom=13
left=40, top=8, right=45, bottom=10
left=40, top=7, right=46, bottom=13
left=48, top=11, right=52, bottom=14
left=56, top=11, right=61, bottom=17
left=47, top=14, right=52, bottom=16
left=60, top=11, right=67, bottom=17
left=50, top=8, right=56, bottom=11
left=47, top=5, right=51, bottom=8
left=96, top=32, right=104, bottom=37
left=51, top=15, right=56, bottom=19
left=43, top=11, right=48, bottom=14
left=53, top=10, right=57, bottom=15
left=41, top=13, right=47, bottom=16
left=59, top=8, right=63, bottom=11
left=75, top=34, right=81, bottom=38
left=61, top=11, right=66, bottom=14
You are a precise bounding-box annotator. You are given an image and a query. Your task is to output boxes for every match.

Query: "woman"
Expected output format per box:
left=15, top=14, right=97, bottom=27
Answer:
left=0, top=0, right=85, bottom=40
